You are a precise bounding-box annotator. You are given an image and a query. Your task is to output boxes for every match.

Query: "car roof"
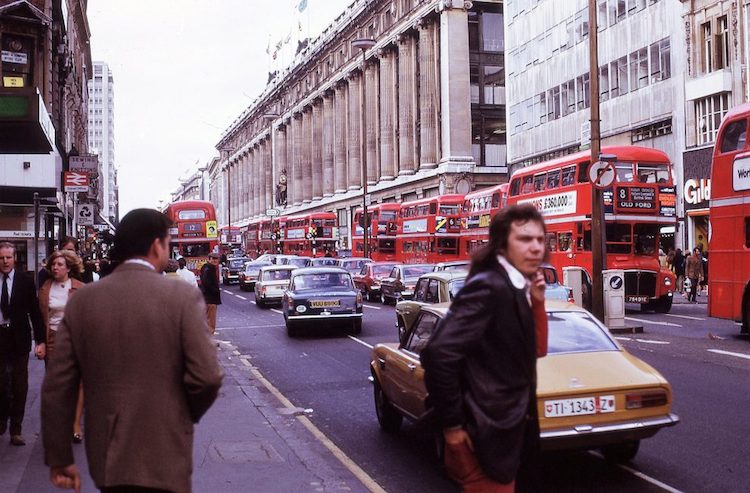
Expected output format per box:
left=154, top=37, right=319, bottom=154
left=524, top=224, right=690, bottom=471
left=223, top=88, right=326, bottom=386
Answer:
left=245, top=261, right=272, bottom=266
left=435, top=260, right=470, bottom=267
left=292, top=267, right=350, bottom=275
left=339, top=257, right=369, bottom=262
left=259, top=264, right=298, bottom=271
left=422, top=299, right=586, bottom=318
left=418, top=270, right=469, bottom=282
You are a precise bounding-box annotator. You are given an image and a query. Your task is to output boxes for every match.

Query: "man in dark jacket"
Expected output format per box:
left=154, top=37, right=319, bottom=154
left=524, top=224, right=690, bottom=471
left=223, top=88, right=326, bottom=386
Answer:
left=422, top=205, right=548, bottom=492
left=200, top=252, right=222, bottom=334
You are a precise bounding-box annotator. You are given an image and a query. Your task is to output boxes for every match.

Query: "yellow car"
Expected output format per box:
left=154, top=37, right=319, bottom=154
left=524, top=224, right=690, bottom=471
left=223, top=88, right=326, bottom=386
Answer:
left=369, top=301, right=679, bottom=463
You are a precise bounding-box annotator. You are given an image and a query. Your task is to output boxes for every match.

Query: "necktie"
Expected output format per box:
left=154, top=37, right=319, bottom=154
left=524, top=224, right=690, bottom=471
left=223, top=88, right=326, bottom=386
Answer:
left=1, top=274, right=9, bottom=320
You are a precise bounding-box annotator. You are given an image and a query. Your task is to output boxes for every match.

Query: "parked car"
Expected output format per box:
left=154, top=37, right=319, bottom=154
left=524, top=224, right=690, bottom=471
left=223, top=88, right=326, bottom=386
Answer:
left=541, top=264, right=574, bottom=302
left=369, top=301, right=679, bottom=463
left=274, top=254, right=301, bottom=265
left=222, top=257, right=249, bottom=285
left=379, top=264, right=435, bottom=305
left=395, top=270, right=468, bottom=339
left=337, top=257, right=371, bottom=275
left=432, top=260, right=470, bottom=272
left=286, top=256, right=312, bottom=268
left=353, top=262, right=401, bottom=301
left=307, top=257, right=340, bottom=267
left=238, top=261, right=272, bottom=291
left=282, top=267, right=363, bottom=337
left=254, top=265, right=297, bottom=307
left=255, top=253, right=278, bottom=264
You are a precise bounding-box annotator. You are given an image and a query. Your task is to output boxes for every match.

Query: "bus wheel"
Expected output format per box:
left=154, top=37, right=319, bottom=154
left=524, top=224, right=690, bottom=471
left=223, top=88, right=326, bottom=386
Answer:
left=655, top=295, right=672, bottom=313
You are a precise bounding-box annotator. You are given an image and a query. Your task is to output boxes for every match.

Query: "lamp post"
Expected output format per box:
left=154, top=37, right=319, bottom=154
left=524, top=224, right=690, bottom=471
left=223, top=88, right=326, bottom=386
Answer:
left=352, top=38, right=376, bottom=259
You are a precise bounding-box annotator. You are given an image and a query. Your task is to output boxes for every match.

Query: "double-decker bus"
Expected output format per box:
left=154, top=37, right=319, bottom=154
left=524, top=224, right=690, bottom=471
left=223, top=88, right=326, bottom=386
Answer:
left=352, top=203, right=400, bottom=261
left=396, top=195, right=464, bottom=264
left=219, top=226, right=242, bottom=256
left=244, top=219, right=262, bottom=258
left=708, top=103, right=750, bottom=333
left=164, top=200, right=219, bottom=276
left=506, top=145, right=677, bottom=312
left=258, top=218, right=275, bottom=255
left=460, top=183, right=508, bottom=258
left=283, top=212, right=337, bottom=257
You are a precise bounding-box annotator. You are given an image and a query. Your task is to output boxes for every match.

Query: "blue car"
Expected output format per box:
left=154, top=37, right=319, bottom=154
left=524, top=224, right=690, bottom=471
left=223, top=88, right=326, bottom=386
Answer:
left=542, top=264, right=574, bottom=302
left=282, top=267, right=364, bottom=337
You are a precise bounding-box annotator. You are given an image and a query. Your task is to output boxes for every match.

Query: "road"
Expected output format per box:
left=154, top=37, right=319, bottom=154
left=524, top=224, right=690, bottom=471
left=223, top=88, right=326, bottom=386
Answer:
left=216, top=284, right=749, bottom=493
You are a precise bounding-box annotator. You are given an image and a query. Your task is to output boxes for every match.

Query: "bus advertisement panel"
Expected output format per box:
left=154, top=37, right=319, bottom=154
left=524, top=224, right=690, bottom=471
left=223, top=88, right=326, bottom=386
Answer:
left=396, top=195, right=463, bottom=264
left=164, top=200, right=219, bottom=276
left=352, top=203, right=399, bottom=261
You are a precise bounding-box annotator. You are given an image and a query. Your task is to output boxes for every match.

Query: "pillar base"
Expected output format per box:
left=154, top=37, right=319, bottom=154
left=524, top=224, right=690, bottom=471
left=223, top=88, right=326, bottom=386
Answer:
left=312, top=196, right=323, bottom=201
left=303, top=199, right=312, bottom=204
left=323, top=193, right=334, bottom=197
left=379, top=175, right=395, bottom=181
left=439, top=155, right=475, bottom=165
left=335, top=188, right=347, bottom=194
left=293, top=201, right=302, bottom=206
left=367, top=180, right=378, bottom=186
left=420, top=162, right=438, bottom=170
left=348, top=185, right=361, bottom=191
left=398, top=169, right=416, bottom=176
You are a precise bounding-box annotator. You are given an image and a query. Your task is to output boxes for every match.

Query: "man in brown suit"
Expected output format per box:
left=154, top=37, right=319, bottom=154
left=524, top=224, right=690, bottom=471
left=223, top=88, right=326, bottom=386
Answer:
left=41, top=209, right=223, bottom=493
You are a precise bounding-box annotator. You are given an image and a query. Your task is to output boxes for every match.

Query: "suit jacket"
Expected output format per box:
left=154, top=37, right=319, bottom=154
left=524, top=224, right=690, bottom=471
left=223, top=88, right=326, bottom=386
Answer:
left=421, top=262, right=538, bottom=483
left=41, top=262, right=223, bottom=493
left=3, top=270, right=45, bottom=355
left=199, top=263, right=221, bottom=305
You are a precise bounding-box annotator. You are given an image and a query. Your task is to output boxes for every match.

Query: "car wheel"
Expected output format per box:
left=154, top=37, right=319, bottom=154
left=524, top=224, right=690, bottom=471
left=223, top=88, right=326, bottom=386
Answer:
left=286, top=321, right=300, bottom=337
left=256, top=298, right=265, bottom=308
left=373, top=378, right=402, bottom=433
left=367, top=290, right=378, bottom=302
left=655, top=295, right=672, bottom=313
left=601, top=440, right=640, bottom=464
left=349, top=318, right=362, bottom=335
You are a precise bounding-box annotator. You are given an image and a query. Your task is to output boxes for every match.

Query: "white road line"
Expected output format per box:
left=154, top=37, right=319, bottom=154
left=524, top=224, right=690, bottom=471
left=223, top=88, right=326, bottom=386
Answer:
left=347, top=336, right=374, bottom=349
left=614, top=336, right=632, bottom=341
left=235, top=294, right=247, bottom=300
left=249, top=300, right=256, bottom=305
left=363, top=304, right=382, bottom=310
left=634, top=339, right=671, bottom=345
left=271, top=308, right=284, bottom=315
left=665, top=313, right=705, bottom=321
left=625, top=317, right=681, bottom=327
left=222, top=289, right=233, bottom=294
left=707, top=349, right=750, bottom=360
left=588, top=451, right=685, bottom=493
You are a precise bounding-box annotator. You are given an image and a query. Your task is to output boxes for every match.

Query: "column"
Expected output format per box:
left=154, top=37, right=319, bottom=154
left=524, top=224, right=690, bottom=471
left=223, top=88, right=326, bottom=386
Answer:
left=439, top=3, right=474, bottom=165
left=292, top=112, right=303, bottom=206
left=275, top=124, right=288, bottom=208
left=334, top=82, right=348, bottom=193
left=253, top=145, right=261, bottom=216
left=311, top=99, right=324, bottom=200
left=231, top=160, right=238, bottom=225
left=419, top=17, right=440, bottom=169
left=322, top=92, right=335, bottom=197
left=378, top=47, right=398, bottom=180
left=347, top=72, right=362, bottom=190
left=302, top=108, right=313, bottom=203
left=398, top=33, right=418, bottom=175
left=364, top=60, right=380, bottom=184
left=223, top=166, right=229, bottom=225
left=264, top=137, right=273, bottom=212
left=242, top=150, right=250, bottom=219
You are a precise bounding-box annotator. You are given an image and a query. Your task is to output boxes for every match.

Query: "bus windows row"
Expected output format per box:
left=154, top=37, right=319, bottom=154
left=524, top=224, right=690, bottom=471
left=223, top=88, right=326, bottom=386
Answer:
left=401, top=238, right=459, bottom=255
left=511, top=164, right=580, bottom=195
left=464, top=193, right=503, bottom=213
left=615, top=163, right=671, bottom=184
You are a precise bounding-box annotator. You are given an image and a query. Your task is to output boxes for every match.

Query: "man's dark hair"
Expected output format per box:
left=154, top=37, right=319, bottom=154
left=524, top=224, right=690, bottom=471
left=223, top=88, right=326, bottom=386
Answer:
left=178, top=257, right=187, bottom=269
left=112, top=209, right=173, bottom=261
left=468, top=204, right=546, bottom=279
left=58, top=236, right=78, bottom=251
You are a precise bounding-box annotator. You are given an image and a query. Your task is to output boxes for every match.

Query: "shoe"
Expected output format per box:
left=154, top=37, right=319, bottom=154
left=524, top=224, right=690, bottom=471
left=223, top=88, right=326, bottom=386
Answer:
left=72, top=433, right=83, bottom=444
left=10, top=434, right=26, bottom=446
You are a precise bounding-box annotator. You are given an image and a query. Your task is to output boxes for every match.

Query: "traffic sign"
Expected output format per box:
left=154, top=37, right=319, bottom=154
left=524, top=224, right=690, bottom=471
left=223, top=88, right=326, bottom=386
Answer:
left=64, top=171, right=89, bottom=192
left=77, top=204, right=95, bottom=226
left=589, top=161, right=615, bottom=189
left=266, top=208, right=280, bottom=217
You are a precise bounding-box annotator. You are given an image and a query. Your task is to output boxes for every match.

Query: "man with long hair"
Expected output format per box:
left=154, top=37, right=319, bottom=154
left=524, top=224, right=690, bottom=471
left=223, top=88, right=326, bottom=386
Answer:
left=422, top=204, right=549, bottom=492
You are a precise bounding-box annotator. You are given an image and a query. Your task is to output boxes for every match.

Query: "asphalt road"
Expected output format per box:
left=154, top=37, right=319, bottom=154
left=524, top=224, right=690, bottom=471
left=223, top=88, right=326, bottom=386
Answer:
left=216, top=284, right=749, bottom=493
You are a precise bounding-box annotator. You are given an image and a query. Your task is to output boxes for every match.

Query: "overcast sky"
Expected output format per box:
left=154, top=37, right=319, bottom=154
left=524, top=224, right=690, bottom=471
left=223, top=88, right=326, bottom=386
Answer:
left=88, top=0, right=352, bottom=214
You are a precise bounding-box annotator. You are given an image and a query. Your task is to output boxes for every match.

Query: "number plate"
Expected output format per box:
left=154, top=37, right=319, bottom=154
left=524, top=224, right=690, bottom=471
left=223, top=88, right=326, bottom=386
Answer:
left=626, top=295, right=650, bottom=303
left=544, top=395, right=615, bottom=418
left=310, top=300, right=340, bottom=308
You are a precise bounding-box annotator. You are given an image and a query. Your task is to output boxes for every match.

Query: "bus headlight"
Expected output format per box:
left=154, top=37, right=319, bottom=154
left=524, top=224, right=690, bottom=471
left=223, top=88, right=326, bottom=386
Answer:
left=663, top=278, right=672, bottom=286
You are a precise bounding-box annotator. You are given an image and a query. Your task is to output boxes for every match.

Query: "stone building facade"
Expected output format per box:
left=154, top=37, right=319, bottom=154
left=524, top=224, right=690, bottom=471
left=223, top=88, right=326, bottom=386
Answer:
left=214, top=0, right=507, bottom=248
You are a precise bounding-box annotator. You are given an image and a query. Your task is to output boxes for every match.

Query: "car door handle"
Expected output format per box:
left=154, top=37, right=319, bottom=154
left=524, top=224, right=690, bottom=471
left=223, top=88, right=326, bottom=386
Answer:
left=407, top=363, right=417, bottom=371
left=377, top=357, right=386, bottom=370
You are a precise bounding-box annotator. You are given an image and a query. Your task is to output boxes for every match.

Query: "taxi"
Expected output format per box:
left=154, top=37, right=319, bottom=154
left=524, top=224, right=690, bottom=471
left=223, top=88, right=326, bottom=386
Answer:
left=253, top=265, right=297, bottom=308
left=369, top=301, right=679, bottom=463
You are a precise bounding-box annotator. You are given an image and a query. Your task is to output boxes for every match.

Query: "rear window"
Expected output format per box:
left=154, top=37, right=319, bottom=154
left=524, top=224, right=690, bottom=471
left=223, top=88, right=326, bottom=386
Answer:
left=373, top=265, right=395, bottom=276
left=263, top=270, right=292, bottom=281
left=293, top=273, right=352, bottom=291
left=229, top=259, right=246, bottom=268
left=547, top=312, right=619, bottom=354
left=448, top=279, right=466, bottom=300
left=720, top=119, right=748, bottom=153
left=403, top=266, right=433, bottom=277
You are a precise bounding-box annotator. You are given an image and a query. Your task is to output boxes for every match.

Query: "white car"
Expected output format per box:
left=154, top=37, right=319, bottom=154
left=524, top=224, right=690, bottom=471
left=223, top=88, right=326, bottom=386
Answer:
left=254, top=265, right=297, bottom=307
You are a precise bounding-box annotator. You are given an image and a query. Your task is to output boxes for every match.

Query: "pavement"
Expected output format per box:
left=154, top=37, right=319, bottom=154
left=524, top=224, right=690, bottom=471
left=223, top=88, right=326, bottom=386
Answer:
left=0, top=338, right=378, bottom=493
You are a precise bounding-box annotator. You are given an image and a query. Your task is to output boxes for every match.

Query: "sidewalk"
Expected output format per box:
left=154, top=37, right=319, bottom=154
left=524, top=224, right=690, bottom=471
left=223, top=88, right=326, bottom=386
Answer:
left=1, top=340, right=376, bottom=493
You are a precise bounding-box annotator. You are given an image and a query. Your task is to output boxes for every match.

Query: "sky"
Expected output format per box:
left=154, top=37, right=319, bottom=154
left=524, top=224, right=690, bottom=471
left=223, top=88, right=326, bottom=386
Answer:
left=88, top=0, right=353, bottom=215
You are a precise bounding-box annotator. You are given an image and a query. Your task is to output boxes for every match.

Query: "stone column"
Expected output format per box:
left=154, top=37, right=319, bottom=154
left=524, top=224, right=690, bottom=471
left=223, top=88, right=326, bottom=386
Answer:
left=311, top=99, right=324, bottom=200
left=292, top=112, right=303, bottom=206
left=364, top=60, right=380, bottom=184
left=264, top=137, right=273, bottom=212
left=223, top=166, right=229, bottom=226
left=275, top=124, right=287, bottom=208
left=231, top=160, right=238, bottom=224
left=253, top=145, right=261, bottom=216
left=378, top=47, right=398, bottom=181
left=347, top=72, right=362, bottom=190
left=334, top=82, right=348, bottom=193
left=302, top=108, right=313, bottom=203
left=243, top=150, right=250, bottom=219
left=322, top=91, right=335, bottom=197
left=439, top=3, right=474, bottom=165
left=398, top=33, right=418, bottom=175
left=419, top=17, right=440, bottom=169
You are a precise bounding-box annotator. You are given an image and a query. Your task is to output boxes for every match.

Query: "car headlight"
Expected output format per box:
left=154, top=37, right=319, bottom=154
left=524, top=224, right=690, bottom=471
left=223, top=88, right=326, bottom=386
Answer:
left=356, top=292, right=363, bottom=307
left=296, top=305, right=307, bottom=313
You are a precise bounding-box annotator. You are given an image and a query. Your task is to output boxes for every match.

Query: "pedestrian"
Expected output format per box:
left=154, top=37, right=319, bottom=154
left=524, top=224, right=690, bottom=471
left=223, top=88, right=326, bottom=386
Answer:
left=0, top=241, right=46, bottom=446
left=38, top=249, right=85, bottom=443
left=200, top=252, right=222, bottom=335
left=177, top=257, right=199, bottom=287
left=41, top=208, right=223, bottom=493
left=164, top=258, right=181, bottom=279
left=421, top=204, right=549, bottom=493
left=672, top=248, right=685, bottom=294
left=38, top=236, right=80, bottom=289
left=686, top=247, right=704, bottom=303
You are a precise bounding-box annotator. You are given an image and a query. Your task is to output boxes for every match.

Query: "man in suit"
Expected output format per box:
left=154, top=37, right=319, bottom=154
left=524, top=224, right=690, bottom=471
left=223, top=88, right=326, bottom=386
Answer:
left=422, top=205, right=548, bottom=493
left=0, top=242, right=46, bottom=446
left=199, top=252, right=221, bottom=335
left=42, top=209, right=223, bottom=493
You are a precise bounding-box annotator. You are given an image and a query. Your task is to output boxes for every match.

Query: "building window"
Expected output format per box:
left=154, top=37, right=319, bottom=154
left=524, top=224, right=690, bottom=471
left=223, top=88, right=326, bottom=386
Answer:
left=599, top=64, right=610, bottom=101
left=483, top=65, right=504, bottom=104
left=629, top=47, right=648, bottom=90
left=631, top=119, right=672, bottom=143
left=650, top=38, right=671, bottom=82
left=468, top=12, right=480, bottom=52
left=470, top=65, right=480, bottom=104
left=696, top=93, right=729, bottom=145
left=716, top=15, right=729, bottom=70
left=576, top=73, right=589, bottom=110
left=702, top=21, right=713, bottom=73
left=482, top=12, right=504, bottom=52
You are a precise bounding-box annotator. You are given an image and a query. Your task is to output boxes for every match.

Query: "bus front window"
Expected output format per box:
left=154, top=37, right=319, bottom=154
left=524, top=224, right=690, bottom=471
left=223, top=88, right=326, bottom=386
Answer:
left=634, top=224, right=659, bottom=256
left=614, top=163, right=635, bottom=182
left=182, top=243, right=211, bottom=257
left=605, top=223, right=631, bottom=254
left=636, top=164, right=671, bottom=184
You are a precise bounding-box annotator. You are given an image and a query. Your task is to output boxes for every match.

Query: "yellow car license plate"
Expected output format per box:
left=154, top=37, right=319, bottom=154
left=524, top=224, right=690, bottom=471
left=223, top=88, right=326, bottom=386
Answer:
left=544, top=395, right=615, bottom=418
left=310, top=300, right=340, bottom=308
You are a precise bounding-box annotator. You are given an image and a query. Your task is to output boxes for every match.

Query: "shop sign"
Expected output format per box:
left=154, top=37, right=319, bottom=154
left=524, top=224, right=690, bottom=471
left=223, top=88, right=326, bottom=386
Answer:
left=684, top=179, right=711, bottom=205
left=0, top=230, right=43, bottom=239
left=1, top=50, right=27, bottom=64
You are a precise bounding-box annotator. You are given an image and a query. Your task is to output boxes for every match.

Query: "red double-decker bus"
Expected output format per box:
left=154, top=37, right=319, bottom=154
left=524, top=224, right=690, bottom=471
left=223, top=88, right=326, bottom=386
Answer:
left=244, top=219, right=262, bottom=258
left=283, top=212, right=337, bottom=257
left=352, top=203, right=400, bottom=261
left=164, top=200, right=219, bottom=275
left=708, top=103, right=750, bottom=333
left=219, top=226, right=242, bottom=256
left=460, top=183, right=508, bottom=258
left=507, top=146, right=677, bottom=312
left=396, top=195, right=464, bottom=264
left=258, top=218, right=275, bottom=255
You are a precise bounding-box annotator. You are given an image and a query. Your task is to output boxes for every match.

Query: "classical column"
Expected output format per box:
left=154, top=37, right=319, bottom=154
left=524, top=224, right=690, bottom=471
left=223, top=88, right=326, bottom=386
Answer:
left=419, top=17, right=440, bottom=169
left=243, top=150, right=250, bottom=219
left=275, top=124, right=287, bottom=208
left=364, top=60, right=380, bottom=184
left=347, top=72, right=362, bottom=190
left=311, top=99, right=324, bottom=200
left=231, top=160, right=238, bottom=224
left=398, top=33, right=418, bottom=175
left=322, top=91, right=335, bottom=197
left=302, top=108, right=313, bottom=203
left=253, top=145, right=261, bottom=216
left=439, top=3, right=474, bottom=165
left=334, top=82, right=348, bottom=193
left=292, top=112, right=303, bottom=206
left=378, top=47, right=398, bottom=181
left=263, top=137, right=272, bottom=213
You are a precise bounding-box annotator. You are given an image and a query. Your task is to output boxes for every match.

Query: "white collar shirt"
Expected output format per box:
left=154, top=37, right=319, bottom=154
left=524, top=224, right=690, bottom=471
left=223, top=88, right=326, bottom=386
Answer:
left=124, top=259, right=156, bottom=271
left=497, top=255, right=531, bottom=306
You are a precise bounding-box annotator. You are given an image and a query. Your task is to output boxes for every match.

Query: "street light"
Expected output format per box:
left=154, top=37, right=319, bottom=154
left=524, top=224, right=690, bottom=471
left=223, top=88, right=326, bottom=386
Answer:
left=352, top=38, right=376, bottom=259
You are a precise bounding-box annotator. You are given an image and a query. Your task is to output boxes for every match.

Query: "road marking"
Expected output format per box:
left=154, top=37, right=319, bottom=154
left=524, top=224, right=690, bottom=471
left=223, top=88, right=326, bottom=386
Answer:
left=271, top=308, right=284, bottom=315
left=235, top=294, right=247, bottom=300
left=665, top=313, right=705, bottom=321
left=625, top=317, right=681, bottom=327
left=634, top=339, right=670, bottom=345
left=216, top=325, right=286, bottom=330
left=707, top=349, right=750, bottom=360
left=363, top=304, right=382, bottom=310
left=249, top=300, right=256, bottom=305
left=222, top=289, right=233, bottom=294
left=589, top=451, right=685, bottom=493
left=347, top=336, right=374, bottom=349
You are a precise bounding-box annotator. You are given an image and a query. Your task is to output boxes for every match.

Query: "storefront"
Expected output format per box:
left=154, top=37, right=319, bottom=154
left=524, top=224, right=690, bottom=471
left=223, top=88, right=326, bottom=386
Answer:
left=682, top=146, right=712, bottom=253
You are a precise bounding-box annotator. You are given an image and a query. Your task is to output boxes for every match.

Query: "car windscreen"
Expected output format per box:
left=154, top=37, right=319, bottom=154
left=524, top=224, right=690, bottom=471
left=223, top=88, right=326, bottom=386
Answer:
left=448, top=279, right=466, bottom=300
left=245, top=263, right=268, bottom=274
left=263, top=270, right=292, bottom=281
left=292, top=273, right=352, bottom=291
left=373, top=265, right=395, bottom=276
left=229, top=259, right=246, bottom=269
left=289, top=258, right=309, bottom=267
left=403, top=266, right=433, bottom=278
left=547, top=311, right=619, bottom=354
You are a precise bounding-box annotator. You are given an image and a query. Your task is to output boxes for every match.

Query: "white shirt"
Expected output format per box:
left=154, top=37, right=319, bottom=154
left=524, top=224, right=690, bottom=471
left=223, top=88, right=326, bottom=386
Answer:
left=124, top=259, right=156, bottom=270
left=1, top=268, right=15, bottom=325
left=177, top=267, right=198, bottom=287
left=497, top=255, right=531, bottom=306
left=48, top=278, right=72, bottom=330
